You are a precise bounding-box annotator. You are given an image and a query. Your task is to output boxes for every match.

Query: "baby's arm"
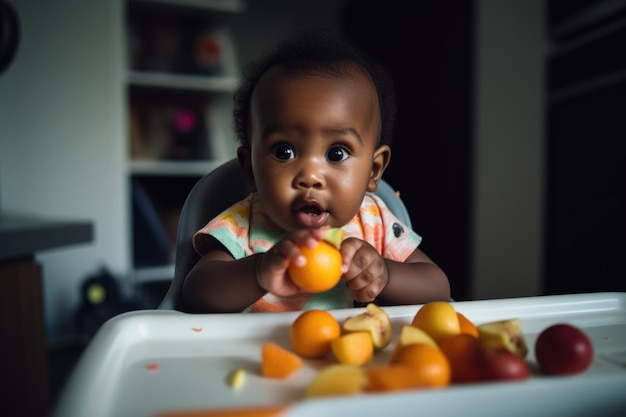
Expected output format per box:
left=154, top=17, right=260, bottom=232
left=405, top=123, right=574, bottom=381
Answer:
left=340, top=239, right=450, bottom=305
left=183, top=246, right=263, bottom=313
left=379, top=247, right=450, bottom=304
left=183, top=228, right=327, bottom=313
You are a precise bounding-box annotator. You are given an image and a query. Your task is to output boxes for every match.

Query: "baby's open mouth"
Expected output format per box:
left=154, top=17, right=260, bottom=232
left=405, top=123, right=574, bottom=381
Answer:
left=295, top=201, right=329, bottom=227
left=301, top=205, right=322, bottom=216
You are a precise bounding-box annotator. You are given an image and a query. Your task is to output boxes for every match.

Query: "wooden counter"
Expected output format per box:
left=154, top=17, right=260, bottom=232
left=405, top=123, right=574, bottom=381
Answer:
left=0, top=214, right=93, bottom=417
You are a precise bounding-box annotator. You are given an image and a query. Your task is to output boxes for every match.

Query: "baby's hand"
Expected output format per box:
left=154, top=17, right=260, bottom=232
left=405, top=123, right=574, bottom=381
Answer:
left=256, top=228, right=328, bottom=297
left=340, top=238, right=388, bottom=303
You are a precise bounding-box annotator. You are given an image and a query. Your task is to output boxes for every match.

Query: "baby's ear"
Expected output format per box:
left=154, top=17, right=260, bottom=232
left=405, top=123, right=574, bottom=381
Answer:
left=237, top=146, right=257, bottom=192
left=367, top=145, right=391, bottom=192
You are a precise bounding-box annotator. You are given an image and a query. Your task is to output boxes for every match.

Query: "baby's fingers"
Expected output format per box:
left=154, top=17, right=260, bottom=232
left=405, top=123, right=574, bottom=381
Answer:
left=339, top=237, right=364, bottom=274
left=268, top=240, right=306, bottom=268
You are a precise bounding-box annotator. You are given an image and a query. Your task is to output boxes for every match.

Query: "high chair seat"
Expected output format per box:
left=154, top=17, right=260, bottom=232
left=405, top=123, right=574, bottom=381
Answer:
left=159, top=158, right=412, bottom=310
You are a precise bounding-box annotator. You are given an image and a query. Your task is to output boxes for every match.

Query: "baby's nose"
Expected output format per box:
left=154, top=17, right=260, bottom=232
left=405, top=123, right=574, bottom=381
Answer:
left=295, top=161, right=325, bottom=189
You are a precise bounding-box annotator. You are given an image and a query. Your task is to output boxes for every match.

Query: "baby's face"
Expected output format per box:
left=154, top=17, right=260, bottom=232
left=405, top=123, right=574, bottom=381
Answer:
left=244, top=63, right=389, bottom=231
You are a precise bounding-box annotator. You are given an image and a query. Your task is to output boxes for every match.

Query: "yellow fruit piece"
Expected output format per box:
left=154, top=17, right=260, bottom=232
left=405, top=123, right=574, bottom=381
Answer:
left=261, top=342, right=303, bottom=379
left=343, top=303, right=393, bottom=349
left=228, top=368, right=246, bottom=390
left=389, top=325, right=437, bottom=363
left=305, top=364, right=368, bottom=398
left=411, top=301, right=461, bottom=344
left=477, top=318, right=528, bottom=358
left=331, top=332, right=374, bottom=366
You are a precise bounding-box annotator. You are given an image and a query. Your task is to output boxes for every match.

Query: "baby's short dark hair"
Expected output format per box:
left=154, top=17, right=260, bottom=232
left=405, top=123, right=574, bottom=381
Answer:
left=233, top=32, right=396, bottom=147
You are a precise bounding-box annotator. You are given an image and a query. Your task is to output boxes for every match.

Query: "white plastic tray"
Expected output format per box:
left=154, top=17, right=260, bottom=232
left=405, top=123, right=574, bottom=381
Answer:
left=53, top=292, right=626, bottom=417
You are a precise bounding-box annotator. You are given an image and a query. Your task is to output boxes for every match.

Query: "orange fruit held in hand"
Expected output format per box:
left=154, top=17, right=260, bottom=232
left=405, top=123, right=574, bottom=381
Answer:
left=289, top=309, right=341, bottom=358
left=439, top=333, right=482, bottom=383
left=411, top=301, right=461, bottom=344
left=288, top=241, right=343, bottom=293
left=389, top=343, right=451, bottom=388
left=457, top=312, right=479, bottom=338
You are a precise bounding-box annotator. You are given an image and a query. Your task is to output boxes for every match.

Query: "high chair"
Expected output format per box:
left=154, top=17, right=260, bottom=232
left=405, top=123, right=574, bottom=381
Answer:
left=159, top=158, right=412, bottom=310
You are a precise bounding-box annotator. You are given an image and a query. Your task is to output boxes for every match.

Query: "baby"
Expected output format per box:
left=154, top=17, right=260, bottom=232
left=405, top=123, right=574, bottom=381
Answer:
left=182, top=34, right=450, bottom=313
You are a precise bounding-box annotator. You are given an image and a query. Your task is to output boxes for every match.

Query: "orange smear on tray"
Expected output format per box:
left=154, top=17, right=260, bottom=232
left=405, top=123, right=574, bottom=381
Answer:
left=156, top=404, right=288, bottom=417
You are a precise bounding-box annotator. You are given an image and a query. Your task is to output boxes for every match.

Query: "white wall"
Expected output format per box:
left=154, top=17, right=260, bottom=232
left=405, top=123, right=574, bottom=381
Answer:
left=0, top=0, right=128, bottom=340
left=471, top=0, right=545, bottom=300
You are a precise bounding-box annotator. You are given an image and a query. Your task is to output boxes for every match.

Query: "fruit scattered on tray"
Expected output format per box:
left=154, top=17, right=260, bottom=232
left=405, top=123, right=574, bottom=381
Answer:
left=228, top=368, right=247, bottom=390
left=252, top=301, right=595, bottom=399
left=261, top=342, right=303, bottom=379
left=535, top=323, right=593, bottom=375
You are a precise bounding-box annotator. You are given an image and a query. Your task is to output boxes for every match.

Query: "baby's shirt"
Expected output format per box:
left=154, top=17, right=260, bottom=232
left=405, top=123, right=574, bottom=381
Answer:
left=193, top=192, right=422, bottom=312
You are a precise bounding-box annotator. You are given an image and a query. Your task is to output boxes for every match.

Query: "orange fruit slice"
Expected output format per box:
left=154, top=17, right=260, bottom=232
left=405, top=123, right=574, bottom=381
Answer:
left=457, top=312, right=479, bottom=338
left=261, top=342, right=302, bottom=379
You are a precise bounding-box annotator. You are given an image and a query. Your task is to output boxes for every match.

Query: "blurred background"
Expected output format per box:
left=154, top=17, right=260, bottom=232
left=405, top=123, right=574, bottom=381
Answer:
left=0, top=0, right=625, bottom=409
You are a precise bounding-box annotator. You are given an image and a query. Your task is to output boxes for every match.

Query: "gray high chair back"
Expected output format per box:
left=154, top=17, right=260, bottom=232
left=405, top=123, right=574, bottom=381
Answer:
left=159, top=158, right=412, bottom=310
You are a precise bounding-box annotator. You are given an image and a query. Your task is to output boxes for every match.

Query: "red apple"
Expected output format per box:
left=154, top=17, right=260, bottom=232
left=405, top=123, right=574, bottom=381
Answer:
left=535, top=323, right=593, bottom=375
left=477, top=344, right=530, bottom=381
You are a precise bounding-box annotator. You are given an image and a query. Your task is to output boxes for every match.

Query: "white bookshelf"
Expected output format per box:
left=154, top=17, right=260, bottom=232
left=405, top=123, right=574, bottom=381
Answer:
left=125, top=0, right=244, bottom=283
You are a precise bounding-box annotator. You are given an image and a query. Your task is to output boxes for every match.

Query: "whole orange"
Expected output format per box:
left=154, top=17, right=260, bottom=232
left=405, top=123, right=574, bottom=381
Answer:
left=288, top=241, right=342, bottom=293
left=439, top=333, right=482, bottom=383
left=389, top=343, right=451, bottom=388
left=289, top=309, right=341, bottom=358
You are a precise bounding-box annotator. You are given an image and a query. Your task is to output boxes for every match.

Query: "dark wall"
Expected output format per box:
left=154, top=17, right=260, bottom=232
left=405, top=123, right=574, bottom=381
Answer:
left=341, top=1, right=475, bottom=300
left=545, top=0, right=626, bottom=294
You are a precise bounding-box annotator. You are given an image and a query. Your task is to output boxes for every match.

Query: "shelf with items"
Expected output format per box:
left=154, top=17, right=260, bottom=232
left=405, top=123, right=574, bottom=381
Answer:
left=127, top=86, right=237, bottom=165
left=128, top=70, right=239, bottom=92
left=125, top=0, right=244, bottom=284
left=127, top=0, right=243, bottom=78
left=128, top=159, right=227, bottom=176
left=130, top=174, right=202, bottom=268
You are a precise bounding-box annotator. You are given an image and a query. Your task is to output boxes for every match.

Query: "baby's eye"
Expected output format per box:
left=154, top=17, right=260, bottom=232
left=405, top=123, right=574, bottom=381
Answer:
left=271, top=143, right=295, bottom=160
left=326, top=145, right=349, bottom=162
